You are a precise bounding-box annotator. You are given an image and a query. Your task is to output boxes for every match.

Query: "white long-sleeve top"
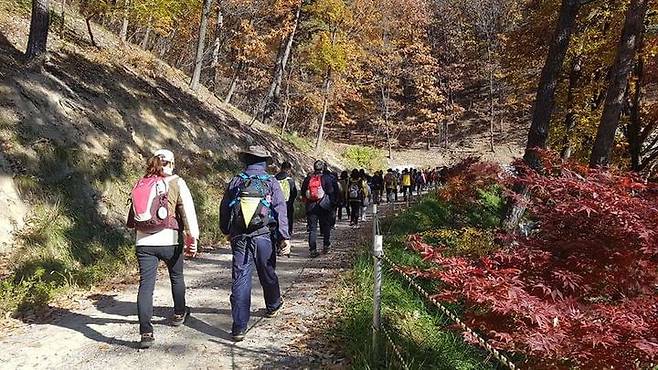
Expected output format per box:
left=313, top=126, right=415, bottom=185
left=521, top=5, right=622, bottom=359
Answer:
left=136, top=176, right=199, bottom=246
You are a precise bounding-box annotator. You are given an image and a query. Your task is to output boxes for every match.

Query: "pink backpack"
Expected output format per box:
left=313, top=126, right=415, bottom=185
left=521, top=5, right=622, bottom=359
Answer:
left=127, top=176, right=178, bottom=233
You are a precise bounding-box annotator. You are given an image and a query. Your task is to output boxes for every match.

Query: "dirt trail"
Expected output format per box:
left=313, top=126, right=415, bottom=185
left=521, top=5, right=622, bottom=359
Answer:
left=0, top=205, right=381, bottom=370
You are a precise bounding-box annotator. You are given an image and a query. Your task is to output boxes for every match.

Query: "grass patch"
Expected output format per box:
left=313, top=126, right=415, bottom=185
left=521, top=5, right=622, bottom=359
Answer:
left=282, top=131, right=313, bottom=152
left=335, top=249, right=496, bottom=369
left=341, top=145, right=385, bottom=171
left=333, top=195, right=501, bottom=369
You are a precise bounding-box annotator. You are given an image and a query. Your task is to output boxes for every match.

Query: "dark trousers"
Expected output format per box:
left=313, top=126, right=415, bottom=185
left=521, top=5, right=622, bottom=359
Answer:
left=349, top=200, right=361, bottom=225
left=307, top=207, right=332, bottom=251
left=230, top=234, right=281, bottom=334
left=286, top=203, right=295, bottom=235
left=136, top=245, right=186, bottom=334
left=337, top=202, right=345, bottom=220
left=386, top=188, right=394, bottom=203
left=403, top=186, right=411, bottom=199
left=373, top=189, right=381, bottom=204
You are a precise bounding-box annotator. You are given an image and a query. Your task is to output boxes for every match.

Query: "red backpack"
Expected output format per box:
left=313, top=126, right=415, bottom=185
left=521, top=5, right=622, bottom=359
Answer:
left=306, top=174, right=325, bottom=202
left=127, top=176, right=178, bottom=233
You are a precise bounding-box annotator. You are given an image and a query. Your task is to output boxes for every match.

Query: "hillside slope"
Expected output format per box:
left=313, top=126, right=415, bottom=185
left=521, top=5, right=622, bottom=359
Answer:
left=0, top=1, right=325, bottom=313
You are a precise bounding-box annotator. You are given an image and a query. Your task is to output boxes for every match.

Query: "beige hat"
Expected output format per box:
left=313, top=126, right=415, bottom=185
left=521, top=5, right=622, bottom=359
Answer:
left=240, top=145, right=271, bottom=159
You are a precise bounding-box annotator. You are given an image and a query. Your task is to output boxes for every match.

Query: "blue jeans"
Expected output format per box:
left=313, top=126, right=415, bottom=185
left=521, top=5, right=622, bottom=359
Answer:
left=230, top=234, right=281, bottom=334
left=136, top=245, right=186, bottom=334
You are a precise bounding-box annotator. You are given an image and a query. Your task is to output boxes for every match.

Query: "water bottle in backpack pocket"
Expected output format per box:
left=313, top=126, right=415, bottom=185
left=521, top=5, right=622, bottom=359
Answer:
left=229, top=173, right=273, bottom=234
left=127, top=176, right=179, bottom=233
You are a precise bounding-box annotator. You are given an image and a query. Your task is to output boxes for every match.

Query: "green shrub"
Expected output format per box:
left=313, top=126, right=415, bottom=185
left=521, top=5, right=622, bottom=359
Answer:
left=341, top=145, right=385, bottom=171
left=383, top=195, right=451, bottom=235
left=282, top=132, right=313, bottom=152
left=465, top=185, right=504, bottom=229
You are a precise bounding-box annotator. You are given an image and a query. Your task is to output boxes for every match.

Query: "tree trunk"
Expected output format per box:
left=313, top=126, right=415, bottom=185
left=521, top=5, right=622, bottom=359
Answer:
left=120, top=0, right=129, bottom=43
left=560, top=56, right=582, bottom=160
left=224, top=61, right=243, bottom=104
left=140, top=16, right=152, bottom=49
left=489, top=60, right=495, bottom=152
left=381, top=78, right=393, bottom=158
left=524, top=0, right=581, bottom=169
left=190, top=0, right=213, bottom=91
left=59, top=0, right=66, bottom=37
left=589, top=0, right=649, bottom=168
left=211, top=3, right=224, bottom=92
left=262, top=1, right=302, bottom=121
left=26, top=0, right=50, bottom=62
left=86, top=16, right=99, bottom=48
left=487, top=43, right=495, bottom=152
left=280, top=58, right=295, bottom=135
left=315, top=69, right=331, bottom=150
left=626, top=18, right=647, bottom=172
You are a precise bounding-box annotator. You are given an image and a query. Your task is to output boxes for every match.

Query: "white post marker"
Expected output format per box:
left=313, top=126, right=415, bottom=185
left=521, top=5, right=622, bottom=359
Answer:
left=372, top=204, right=383, bottom=361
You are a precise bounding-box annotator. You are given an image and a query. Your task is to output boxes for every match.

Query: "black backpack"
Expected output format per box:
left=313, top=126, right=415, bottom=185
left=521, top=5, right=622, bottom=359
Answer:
left=228, top=173, right=273, bottom=233
left=348, top=180, right=362, bottom=200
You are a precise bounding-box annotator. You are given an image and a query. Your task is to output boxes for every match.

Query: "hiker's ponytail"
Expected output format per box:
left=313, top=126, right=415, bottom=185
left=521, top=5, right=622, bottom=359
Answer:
left=145, top=156, right=165, bottom=177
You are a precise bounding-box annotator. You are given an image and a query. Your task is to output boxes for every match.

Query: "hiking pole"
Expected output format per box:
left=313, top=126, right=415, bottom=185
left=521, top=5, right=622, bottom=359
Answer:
left=372, top=204, right=383, bottom=364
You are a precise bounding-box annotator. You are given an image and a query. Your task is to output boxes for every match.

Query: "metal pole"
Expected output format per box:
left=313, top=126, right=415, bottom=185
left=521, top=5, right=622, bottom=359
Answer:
left=372, top=204, right=383, bottom=363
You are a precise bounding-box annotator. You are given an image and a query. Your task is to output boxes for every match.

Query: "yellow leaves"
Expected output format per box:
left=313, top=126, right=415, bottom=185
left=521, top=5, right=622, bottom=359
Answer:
left=305, top=0, right=352, bottom=28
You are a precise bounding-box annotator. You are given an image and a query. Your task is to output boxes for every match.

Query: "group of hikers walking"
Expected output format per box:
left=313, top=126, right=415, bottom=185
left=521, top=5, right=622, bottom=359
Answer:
left=125, top=146, right=444, bottom=347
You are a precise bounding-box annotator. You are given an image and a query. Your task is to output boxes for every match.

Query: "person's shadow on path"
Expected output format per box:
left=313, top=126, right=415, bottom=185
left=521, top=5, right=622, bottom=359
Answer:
left=38, top=294, right=254, bottom=348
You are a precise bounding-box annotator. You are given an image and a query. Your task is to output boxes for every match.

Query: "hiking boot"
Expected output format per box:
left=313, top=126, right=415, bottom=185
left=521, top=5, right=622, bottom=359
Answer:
left=232, top=330, right=246, bottom=342
left=140, top=333, right=155, bottom=349
left=322, top=245, right=331, bottom=254
left=171, top=307, right=190, bottom=327
left=265, top=299, right=284, bottom=318
left=309, top=250, right=320, bottom=258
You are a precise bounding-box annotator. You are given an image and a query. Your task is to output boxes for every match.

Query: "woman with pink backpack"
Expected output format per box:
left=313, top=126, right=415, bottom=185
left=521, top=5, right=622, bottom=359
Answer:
left=126, top=149, right=199, bottom=348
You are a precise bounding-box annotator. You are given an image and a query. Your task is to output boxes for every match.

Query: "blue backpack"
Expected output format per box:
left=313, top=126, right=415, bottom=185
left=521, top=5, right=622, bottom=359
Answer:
left=229, top=173, right=274, bottom=233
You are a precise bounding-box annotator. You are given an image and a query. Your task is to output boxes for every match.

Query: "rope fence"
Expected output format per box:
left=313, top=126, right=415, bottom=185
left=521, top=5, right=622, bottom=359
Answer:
left=370, top=195, right=518, bottom=370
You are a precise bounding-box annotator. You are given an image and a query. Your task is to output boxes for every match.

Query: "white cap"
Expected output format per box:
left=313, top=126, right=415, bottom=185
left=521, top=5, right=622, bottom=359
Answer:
left=154, top=149, right=175, bottom=163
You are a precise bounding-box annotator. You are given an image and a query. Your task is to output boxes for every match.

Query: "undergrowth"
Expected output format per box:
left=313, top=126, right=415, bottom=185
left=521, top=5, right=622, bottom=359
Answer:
left=282, top=131, right=313, bottom=152
left=0, top=143, right=237, bottom=316
left=341, top=145, right=385, bottom=171
left=333, top=195, right=503, bottom=369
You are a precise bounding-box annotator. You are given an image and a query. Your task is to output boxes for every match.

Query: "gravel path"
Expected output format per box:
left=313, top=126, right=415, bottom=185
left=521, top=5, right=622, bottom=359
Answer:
left=0, top=207, right=380, bottom=370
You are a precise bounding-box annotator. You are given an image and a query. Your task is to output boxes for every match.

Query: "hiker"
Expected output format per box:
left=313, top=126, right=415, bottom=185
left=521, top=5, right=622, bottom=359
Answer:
left=126, top=149, right=199, bottom=349
left=275, top=161, right=298, bottom=236
left=300, top=160, right=338, bottom=258
left=384, top=169, right=396, bottom=203
left=326, top=168, right=340, bottom=229
left=337, top=170, right=349, bottom=221
left=358, top=169, right=371, bottom=221
left=401, top=169, right=412, bottom=201
left=371, top=170, right=384, bottom=205
left=347, top=169, right=366, bottom=227
left=394, top=169, right=401, bottom=201
left=219, top=146, right=290, bottom=342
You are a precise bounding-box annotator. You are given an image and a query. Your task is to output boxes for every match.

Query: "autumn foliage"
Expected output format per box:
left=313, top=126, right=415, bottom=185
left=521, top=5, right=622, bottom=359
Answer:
left=406, top=155, right=658, bottom=368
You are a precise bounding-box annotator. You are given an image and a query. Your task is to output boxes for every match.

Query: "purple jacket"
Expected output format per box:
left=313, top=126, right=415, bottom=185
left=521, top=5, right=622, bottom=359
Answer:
left=219, top=163, right=290, bottom=240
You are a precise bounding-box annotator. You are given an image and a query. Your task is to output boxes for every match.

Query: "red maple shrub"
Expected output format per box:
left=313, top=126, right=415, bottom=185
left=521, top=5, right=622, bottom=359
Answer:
left=438, top=156, right=502, bottom=208
left=404, top=154, right=658, bottom=369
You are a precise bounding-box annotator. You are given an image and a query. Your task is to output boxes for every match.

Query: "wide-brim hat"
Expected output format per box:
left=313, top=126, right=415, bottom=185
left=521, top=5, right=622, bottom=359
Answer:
left=241, top=145, right=272, bottom=159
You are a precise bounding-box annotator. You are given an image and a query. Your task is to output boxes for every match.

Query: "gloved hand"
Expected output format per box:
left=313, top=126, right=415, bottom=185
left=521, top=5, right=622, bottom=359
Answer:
left=278, top=240, right=291, bottom=257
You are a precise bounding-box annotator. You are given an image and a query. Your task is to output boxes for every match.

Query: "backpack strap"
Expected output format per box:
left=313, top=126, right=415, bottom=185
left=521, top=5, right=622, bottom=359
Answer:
left=229, top=173, right=273, bottom=208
